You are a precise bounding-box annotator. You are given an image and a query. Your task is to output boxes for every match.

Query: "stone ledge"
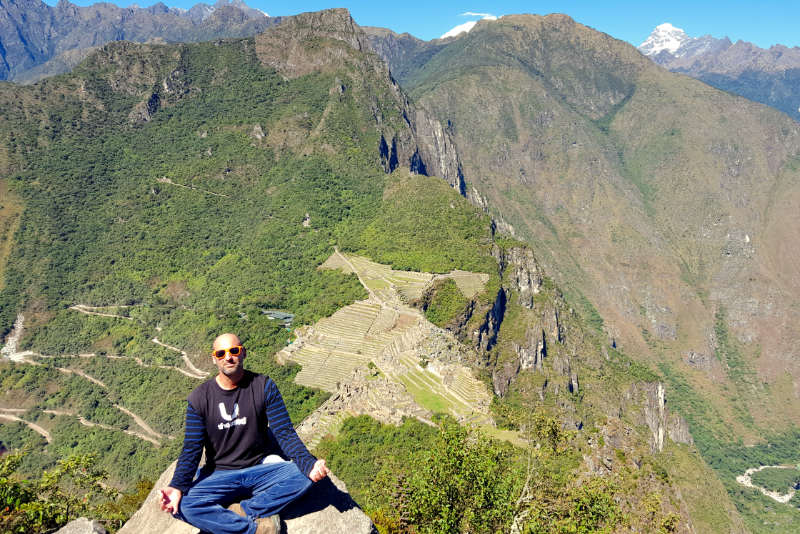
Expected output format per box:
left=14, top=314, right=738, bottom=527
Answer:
left=118, top=460, right=376, bottom=534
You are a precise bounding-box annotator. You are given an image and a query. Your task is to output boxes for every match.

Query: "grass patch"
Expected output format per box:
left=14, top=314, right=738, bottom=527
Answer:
left=423, top=278, right=469, bottom=327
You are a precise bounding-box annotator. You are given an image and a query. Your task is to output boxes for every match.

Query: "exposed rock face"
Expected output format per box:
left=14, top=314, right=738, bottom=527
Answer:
left=119, top=460, right=375, bottom=534
left=683, top=350, right=718, bottom=375
left=254, top=8, right=372, bottom=79
left=473, top=288, right=507, bottom=352
left=626, top=382, right=693, bottom=452
left=254, top=9, right=466, bottom=194
left=516, top=328, right=546, bottom=371
left=492, top=357, right=520, bottom=396
left=55, top=518, right=107, bottom=534
left=0, top=0, right=279, bottom=82
left=492, top=245, right=544, bottom=309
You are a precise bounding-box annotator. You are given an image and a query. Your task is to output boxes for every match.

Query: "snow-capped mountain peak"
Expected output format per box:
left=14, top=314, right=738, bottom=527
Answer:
left=639, top=23, right=690, bottom=56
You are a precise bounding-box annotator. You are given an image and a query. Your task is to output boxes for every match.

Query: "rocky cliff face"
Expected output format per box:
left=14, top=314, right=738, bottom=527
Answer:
left=625, top=382, right=693, bottom=452
left=253, top=9, right=466, bottom=194
left=0, top=0, right=278, bottom=82
left=492, top=245, right=544, bottom=309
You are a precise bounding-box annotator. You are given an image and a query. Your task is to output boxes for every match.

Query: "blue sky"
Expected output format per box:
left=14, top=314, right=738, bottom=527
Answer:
left=43, top=0, right=800, bottom=49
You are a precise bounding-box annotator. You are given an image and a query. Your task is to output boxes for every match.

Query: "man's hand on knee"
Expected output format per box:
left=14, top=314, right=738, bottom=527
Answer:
left=160, top=486, right=183, bottom=514
left=309, top=459, right=331, bottom=482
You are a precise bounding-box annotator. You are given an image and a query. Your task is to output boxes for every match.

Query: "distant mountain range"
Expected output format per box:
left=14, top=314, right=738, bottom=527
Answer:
left=0, top=0, right=278, bottom=82
left=638, top=23, right=800, bottom=121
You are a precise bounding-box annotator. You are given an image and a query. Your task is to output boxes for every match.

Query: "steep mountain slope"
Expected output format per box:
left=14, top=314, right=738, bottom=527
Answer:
left=639, top=23, right=800, bottom=122
left=0, top=9, right=746, bottom=532
left=361, top=26, right=447, bottom=87
left=384, top=13, right=800, bottom=531
left=0, top=0, right=278, bottom=82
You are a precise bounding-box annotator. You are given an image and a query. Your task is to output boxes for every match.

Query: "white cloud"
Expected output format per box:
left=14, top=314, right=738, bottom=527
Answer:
left=441, top=21, right=478, bottom=39
left=440, top=11, right=498, bottom=39
left=461, top=12, right=498, bottom=20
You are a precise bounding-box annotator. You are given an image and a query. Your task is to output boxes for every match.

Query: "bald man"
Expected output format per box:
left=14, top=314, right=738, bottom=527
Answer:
left=159, top=333, right=330, bottom=534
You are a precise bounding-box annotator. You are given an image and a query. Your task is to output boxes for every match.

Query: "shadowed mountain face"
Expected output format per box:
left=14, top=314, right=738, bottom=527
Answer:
left=0, top=0, right=278, bottom=82
left=378, top=14, right=800, bottom=443
left=638, top=24, right=800, bottom=122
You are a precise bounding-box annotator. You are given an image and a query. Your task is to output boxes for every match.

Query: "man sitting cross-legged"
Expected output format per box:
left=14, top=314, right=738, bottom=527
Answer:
left=159, top=333, right=330, bottom=534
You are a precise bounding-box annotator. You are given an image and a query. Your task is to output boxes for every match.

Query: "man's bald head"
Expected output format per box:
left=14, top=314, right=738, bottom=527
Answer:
left=213, top=333, right=242, bottom=351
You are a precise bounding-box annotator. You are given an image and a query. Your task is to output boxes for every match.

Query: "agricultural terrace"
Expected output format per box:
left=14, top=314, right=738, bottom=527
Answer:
left=279, top=251, right=492, bottom=429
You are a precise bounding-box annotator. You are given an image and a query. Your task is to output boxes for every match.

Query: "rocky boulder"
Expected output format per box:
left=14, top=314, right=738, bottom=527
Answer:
left=55, top=518, right=107, bottom=534
left=118, top=461, right=376, bottom=534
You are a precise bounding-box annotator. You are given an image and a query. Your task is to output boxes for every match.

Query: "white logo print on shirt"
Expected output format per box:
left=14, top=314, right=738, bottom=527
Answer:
left=218, top=402, right=247, bottom=430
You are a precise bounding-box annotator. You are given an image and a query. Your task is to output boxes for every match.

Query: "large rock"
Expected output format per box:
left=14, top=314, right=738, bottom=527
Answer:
left=118, top=461, right=376, bottom=534
left=55, top=518, right=107, bottom=534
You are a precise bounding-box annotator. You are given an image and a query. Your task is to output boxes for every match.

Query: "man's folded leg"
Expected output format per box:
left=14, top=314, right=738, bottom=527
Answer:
left=237, top=461, right=313, bottom=520
left=179, top=468, right=257, bottom=534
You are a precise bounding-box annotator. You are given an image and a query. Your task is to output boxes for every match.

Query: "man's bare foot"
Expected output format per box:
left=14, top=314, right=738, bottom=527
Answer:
left=255, top=514, right=280, bottom=534
left=228, top=502, right=245, bottom=517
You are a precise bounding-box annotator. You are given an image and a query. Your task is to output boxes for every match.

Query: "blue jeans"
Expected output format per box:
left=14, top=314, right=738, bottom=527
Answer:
left=178, top=461, right=313, bottom=534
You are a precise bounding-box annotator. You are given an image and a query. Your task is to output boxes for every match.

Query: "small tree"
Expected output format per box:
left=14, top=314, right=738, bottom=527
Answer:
left=38, top=454, right=119, bottom=526
left=0, top=452, right=35, bottom=532
left=406, top=420, right=523, bottom=534
left=0, top=452, right=118, bottom=533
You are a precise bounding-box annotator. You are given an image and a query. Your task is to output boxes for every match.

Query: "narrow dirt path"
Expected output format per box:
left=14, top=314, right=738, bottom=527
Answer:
left=0, top=412, right=52, bottom=443
left=156, top=177, right=230, bottom=198
left=69, top=305, right=133, bottom=321
left=42, top=409, right=161, bottom=448
left=56, top=367, right=108, bottom=389
left=52, top=366, right=169, bottom=440
left=333, top=248, right=379, bottom=302
left=113, top=404, right=167, bottom=440
left=69, top=304, right=207, bottom=378
left=152, top=338, right=208, bottom=378
left=42, top=353, right=204, bottom=380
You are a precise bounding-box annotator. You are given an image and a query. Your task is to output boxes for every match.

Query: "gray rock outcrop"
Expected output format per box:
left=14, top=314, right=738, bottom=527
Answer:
left=252, top=9, right=466, bottom=196
left=118, top=461, right=375, bottom=534
left=626, top=382, right=693, bottom=452
left=492, top=246, right=544, bottom=309
left=55, top=518, right=107, bottom=534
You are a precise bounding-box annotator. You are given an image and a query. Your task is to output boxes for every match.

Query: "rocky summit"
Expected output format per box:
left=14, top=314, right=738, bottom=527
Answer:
left=118, top=461, right=375, bottom=534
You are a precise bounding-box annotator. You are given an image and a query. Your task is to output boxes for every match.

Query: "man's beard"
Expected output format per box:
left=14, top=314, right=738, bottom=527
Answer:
left=221, top=360, right=243, bottom=376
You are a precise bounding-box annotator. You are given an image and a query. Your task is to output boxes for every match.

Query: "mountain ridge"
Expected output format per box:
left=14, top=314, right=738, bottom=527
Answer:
left=638, top=23, right=800, bottom=121
left=0, top=0, right=278, bottom=82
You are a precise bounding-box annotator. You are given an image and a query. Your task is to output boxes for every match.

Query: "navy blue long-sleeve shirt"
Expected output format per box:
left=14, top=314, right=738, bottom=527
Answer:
left=169, top=372, right=316, bottom=493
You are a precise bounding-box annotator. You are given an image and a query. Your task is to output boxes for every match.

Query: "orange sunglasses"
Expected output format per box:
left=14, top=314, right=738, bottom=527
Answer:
left=212, top=345, right=244, bottom=359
